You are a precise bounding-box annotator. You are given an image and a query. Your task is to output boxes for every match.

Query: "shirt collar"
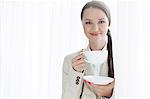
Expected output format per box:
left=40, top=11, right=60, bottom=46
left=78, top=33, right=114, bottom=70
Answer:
left=87, top=42, right=107, bottom=51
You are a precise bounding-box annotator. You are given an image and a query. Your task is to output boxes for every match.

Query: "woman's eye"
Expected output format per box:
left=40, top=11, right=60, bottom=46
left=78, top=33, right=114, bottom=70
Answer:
left=98, top=21, right=105, bottom=24
left=85, top=22, right=92, bottom=24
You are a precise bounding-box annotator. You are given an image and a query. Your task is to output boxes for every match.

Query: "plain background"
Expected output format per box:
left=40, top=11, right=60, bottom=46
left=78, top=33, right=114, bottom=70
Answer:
left=0, top=0, right=150, bottom=99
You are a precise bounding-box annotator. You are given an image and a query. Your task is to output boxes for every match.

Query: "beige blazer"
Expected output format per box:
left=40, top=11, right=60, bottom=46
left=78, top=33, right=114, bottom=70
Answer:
left=61, top=48, right=115, bottom=99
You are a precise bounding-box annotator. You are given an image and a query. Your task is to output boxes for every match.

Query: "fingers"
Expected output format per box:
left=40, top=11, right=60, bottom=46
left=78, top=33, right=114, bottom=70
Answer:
left=90, top=83, right=114, bottom=97
left=72, top=53, right=85, bottom=63
left=92, top=79, right=115, bottom=89
left=84, top=80, right=93, bottom=91
left=84, top=81, right=104, bottom=96
left=109, top=79, right=115, bottom=87
left=89, top=84, right=105, bottom=96
left=72, top=62, right=86, bottom=72
left=91, top=83, right=112, bottom=92
left=72, top=59, right=85, bottom=67
left=71, top=49, right=86, bottom=72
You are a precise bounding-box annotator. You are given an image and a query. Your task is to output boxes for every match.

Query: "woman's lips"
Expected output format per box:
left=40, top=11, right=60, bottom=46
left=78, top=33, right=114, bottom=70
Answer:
left=89, top=33, right=102, bottom=36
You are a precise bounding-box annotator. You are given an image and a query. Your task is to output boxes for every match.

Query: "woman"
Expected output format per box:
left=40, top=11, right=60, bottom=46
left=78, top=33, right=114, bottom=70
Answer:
left=62, top=1, right=115, bottom=99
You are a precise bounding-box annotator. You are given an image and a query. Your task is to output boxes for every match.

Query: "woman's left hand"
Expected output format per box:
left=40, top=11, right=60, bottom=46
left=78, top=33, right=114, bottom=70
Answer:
left=85, top=79, right=115, bottom=97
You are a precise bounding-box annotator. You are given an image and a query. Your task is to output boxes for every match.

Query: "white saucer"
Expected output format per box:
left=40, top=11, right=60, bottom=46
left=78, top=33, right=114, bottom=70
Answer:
left=83, top=75, right=114, bottom=85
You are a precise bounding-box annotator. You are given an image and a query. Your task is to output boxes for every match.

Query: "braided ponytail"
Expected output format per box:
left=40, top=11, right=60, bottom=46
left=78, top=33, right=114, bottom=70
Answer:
left=107, top=29, right=114, bottom=78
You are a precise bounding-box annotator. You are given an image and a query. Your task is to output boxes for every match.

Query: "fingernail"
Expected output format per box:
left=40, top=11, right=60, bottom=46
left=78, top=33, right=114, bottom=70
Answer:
left=87, top=81, right=92, bottom=85
left=84, top=80, right=87, bottom=83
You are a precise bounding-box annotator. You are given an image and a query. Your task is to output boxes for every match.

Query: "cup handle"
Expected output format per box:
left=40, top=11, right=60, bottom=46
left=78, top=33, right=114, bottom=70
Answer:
left=80, top=51, right=84, bottom=55
left=80, top=50, right=89, bottom=64
left=84, top=59, right=88, bottom=63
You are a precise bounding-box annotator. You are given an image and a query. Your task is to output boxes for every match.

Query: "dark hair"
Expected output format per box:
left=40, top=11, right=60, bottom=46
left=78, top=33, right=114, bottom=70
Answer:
left=81, top=1, right=114, bottom=78
left=107, top=30, right=114, bottom=78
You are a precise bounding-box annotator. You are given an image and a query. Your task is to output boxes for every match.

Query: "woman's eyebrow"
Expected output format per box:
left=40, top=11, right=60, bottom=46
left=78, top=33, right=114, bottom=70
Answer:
left=98, top=18, right=105, bottom=20
left=83, top=19, right=92, bottom=21
left=84, top=18, right=105, bottom=21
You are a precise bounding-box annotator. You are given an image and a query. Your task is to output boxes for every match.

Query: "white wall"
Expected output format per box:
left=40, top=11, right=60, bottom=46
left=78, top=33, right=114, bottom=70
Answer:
left=0, top=0, right=150, bottom=99
left=115, top=1, right=147, bottom=98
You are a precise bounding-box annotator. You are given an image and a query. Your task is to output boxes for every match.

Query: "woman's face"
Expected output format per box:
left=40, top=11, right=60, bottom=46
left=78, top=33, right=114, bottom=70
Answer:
left=82, top=7, right=109, bottom=42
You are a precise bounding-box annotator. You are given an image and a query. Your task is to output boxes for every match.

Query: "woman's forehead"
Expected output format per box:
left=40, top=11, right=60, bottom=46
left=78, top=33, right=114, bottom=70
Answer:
left=82, top=8, right=108, bottom=20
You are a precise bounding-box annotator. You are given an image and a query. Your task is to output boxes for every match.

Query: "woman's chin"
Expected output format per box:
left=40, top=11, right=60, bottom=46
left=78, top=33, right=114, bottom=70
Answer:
left=89, top=36, right=103, bottom=40
left=89, top=37, right=104, bottom=42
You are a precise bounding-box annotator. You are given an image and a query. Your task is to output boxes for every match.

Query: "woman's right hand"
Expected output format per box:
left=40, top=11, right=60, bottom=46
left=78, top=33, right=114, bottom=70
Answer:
left=72, top=49, right=87, bottom=73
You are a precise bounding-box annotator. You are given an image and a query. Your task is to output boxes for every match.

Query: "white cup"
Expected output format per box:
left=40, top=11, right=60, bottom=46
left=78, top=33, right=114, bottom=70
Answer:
left=83, top=50, right=108, bottom=65
left=82, top=50, right=114, bottom=85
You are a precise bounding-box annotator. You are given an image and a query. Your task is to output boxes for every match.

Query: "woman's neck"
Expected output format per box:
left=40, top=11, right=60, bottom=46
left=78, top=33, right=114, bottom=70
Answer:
left=89, top=39, right=106, bottom=51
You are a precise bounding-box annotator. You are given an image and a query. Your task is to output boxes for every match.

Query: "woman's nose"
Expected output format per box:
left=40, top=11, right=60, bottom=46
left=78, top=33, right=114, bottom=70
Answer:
left=92, top=24, right=99, bottom=32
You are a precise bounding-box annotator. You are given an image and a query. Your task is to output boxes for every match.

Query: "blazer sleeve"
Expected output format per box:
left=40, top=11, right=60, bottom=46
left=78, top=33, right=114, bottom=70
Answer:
left=61, top=55, right=84, bottom=99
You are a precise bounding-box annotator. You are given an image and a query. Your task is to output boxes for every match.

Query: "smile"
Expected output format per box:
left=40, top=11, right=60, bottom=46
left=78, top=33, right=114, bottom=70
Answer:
left=89, top=33, right=102, bottom=36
